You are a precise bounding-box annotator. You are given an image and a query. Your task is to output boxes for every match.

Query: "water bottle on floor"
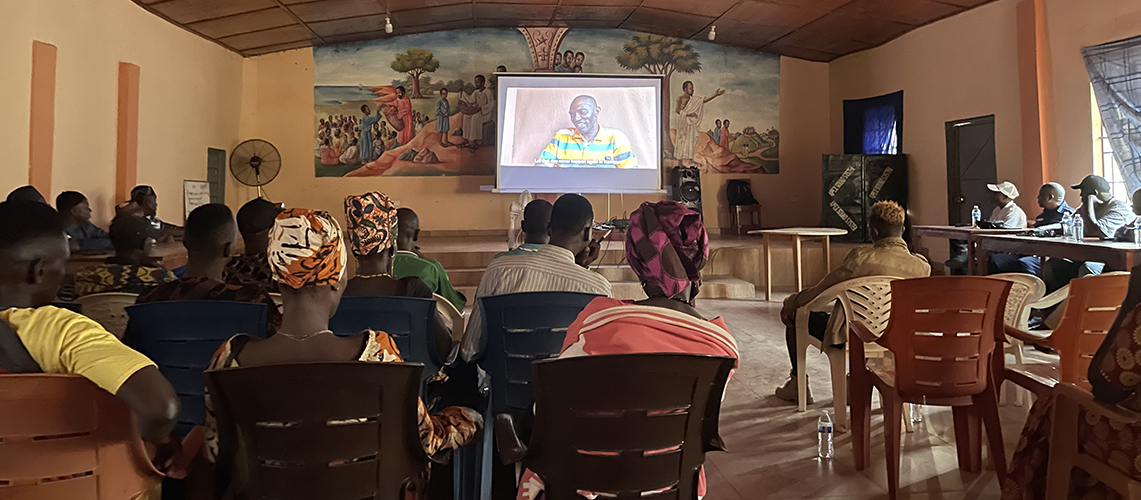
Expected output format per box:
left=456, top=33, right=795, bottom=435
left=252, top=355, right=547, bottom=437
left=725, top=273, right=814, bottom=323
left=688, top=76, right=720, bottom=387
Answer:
left=971, top=205, right=982, bottom=227
left=909, top=403, right=923, bottom=425
left=817, top=411, right=834, bottom=459
left=1073, top=215, right=1084, bottom=242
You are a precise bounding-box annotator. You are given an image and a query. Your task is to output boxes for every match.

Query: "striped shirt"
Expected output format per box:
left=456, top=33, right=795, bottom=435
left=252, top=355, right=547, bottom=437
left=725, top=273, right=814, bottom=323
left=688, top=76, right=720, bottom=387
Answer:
left=459, top=245, right=612, bottom=362
left=537, top=127, right=638, bottom=169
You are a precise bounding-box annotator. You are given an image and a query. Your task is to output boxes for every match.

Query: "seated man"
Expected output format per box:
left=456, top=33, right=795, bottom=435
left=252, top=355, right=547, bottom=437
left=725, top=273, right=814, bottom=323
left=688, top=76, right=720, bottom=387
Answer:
left=987, top=181, right=1028, bottom=228
left=0, top=200, right=180, bottom=451
left=57, top=191, right=113, bottom=254
left=116, top=185, right=183, bottom=239
left=6, top=185, right=46, bottom=204
left=494, top=199, right=552, bottom=259
left=224, top=198, right=281, bottom=290
left=392, top=208, right=467, bottom=311
left=459, top=193, right=612, bottom=362
left=136, top=204, right=281, bottom=336
left=988, top=182, right=1073, bottom=275
left=537, top=95, right=637, bottom=169
left=73, top=215, right=177, bottom=296
left=1042, top=175, right=1133, bottom=293
left=776, top=201, right=931, bottom=403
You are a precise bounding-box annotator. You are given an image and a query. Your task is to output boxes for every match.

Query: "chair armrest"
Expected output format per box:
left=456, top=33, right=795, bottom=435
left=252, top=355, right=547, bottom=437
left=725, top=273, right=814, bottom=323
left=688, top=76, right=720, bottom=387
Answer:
left=1004, top=325, right=1053, bottom=347
left=495, top=413, right=528, bottom=465
left=1030, top=285, right=1069, bottom=309
left=1055, top=383, right=1141, bottom=425
left=850, top=322, right=881, bottom=344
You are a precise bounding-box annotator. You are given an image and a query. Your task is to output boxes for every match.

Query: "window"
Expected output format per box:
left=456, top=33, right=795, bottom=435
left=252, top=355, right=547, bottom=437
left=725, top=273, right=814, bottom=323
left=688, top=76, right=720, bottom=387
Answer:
left=1091, top=87, right=1131, bottom=201
left=863, top=104, right=899, bottom=155
left=842, top=91, right=903, bottom=155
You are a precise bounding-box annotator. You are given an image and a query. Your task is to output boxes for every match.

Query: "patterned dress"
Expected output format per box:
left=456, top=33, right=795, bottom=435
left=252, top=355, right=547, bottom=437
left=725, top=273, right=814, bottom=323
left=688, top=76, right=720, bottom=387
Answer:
left=1004, top=303, right=1141, bottom=500
left=135, top=277, right=282, bottom=336
left=72, top=263, right=177, bottom=297
left=223, top=252, right=277, bottom=292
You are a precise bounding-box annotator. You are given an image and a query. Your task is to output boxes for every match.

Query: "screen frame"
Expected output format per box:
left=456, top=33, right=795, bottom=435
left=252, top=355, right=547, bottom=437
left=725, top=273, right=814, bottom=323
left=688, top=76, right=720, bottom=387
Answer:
left=493, top=72, right=665, bottom=194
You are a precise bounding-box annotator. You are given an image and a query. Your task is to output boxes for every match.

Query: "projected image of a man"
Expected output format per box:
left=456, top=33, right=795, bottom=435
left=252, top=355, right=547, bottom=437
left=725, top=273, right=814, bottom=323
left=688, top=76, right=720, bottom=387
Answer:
left=537, top=95, right=638, bottom=169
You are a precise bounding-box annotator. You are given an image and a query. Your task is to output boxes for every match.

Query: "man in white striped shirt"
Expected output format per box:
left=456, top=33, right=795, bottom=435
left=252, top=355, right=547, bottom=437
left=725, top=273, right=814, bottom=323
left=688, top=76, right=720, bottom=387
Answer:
left=459, top=194, right=612, bottom=362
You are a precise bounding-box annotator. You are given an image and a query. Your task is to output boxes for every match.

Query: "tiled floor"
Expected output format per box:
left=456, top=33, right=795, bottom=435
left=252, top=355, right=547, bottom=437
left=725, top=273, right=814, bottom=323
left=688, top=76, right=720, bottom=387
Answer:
left=695, top=296, right=1035, bottom=500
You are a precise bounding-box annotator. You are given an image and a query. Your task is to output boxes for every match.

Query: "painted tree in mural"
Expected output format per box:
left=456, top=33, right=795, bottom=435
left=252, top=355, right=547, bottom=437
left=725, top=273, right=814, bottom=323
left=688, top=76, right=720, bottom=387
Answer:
left=390, top=48, right=440, bottom=99
left=615, top=33, right=701, bottom=155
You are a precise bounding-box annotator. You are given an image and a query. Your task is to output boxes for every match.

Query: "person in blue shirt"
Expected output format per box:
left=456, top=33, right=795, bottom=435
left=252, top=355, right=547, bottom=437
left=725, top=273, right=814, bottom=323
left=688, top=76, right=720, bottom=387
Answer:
left=57, top=191, right=113, bottom=254
left=988, top=182, right=1074, bottom=275
left=494, top=199, right=552, bottom=260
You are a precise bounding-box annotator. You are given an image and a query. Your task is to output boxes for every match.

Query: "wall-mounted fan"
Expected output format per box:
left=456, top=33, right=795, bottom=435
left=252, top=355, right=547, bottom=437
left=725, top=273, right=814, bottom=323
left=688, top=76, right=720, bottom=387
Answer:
left=230, top=139, right=281, bottom=198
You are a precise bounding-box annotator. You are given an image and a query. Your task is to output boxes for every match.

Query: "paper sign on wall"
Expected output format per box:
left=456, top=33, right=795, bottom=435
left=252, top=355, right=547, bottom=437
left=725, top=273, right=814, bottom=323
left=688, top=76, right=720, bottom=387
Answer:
left=184, top=180, right=211, bottom=221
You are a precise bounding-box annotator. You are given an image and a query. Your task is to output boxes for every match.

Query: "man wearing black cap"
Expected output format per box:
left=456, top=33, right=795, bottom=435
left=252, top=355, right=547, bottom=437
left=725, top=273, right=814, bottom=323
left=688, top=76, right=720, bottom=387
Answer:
left=1042, top=175, right=1133, bottom=292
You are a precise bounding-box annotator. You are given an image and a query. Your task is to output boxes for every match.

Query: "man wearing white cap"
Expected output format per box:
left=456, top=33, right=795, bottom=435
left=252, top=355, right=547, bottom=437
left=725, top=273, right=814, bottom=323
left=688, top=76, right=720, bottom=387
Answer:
left=987, top=181, right=1028, bottom=229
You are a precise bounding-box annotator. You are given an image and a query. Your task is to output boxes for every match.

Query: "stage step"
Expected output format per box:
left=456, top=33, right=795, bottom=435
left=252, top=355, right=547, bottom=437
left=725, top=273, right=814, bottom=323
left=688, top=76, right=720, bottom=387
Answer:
left=426, top=248, right=628, bottom=270
left=445, top=264, right=638, bottom=287
left=450, top=275, right=753, bottom=302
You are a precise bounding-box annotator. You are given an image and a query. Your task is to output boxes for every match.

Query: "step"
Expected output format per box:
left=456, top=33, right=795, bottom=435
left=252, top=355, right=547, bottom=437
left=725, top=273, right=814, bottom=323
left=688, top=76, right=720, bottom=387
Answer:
left=611, top=275, right=756, bottom=301
left=446, top=264, right=639, bottom=287
left=426, top=247, right=629, bottom=270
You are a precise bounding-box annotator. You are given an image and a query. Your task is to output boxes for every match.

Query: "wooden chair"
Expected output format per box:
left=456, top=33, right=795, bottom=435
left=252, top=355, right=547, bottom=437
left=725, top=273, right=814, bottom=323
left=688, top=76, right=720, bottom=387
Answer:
left=1046, top=383, right=1141, bottom=500
left=0, top=374, right=163, bottom=499
left=989, top=273, right=1047, bottom=406
left=76, top=292, right=138, bottom=339
left=1005, top=273, right=1128, bottom=398
left=205, top=362, right=429, bottom=500
left=496, top=354, right=735, bottom=500
left=793, top=275, right=900, bottom=430
left=850, top=276, right=1011, bottom=500
left=434, top=293, right=465, bottom=340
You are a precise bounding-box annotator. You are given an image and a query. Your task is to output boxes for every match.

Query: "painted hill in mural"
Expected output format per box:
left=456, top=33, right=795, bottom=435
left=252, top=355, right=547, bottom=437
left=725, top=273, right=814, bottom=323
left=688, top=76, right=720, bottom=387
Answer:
left=346, top=114, right=493, bottom=177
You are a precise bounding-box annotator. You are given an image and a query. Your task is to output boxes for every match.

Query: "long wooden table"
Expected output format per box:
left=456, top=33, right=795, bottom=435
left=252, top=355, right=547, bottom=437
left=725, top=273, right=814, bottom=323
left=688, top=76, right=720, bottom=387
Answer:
left=974, top=234, right=1141, bottom=272
left=911, top=225, right=1027, bottom=275
left=748, top=227, right=848, bottom=301
left=67, top=241, right=188, bottom=274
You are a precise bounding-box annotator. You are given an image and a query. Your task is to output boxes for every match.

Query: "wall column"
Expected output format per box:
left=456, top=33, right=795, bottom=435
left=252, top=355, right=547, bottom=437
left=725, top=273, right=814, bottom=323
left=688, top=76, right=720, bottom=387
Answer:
left=29, top=41, right=57, bottom=196
left=116, top=62, right=140, bottom=203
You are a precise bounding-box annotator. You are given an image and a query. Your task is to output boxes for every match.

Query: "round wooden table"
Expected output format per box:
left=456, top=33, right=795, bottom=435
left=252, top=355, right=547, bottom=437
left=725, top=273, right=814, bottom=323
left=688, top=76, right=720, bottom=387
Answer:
left=748, top=227, right=849, bottom=301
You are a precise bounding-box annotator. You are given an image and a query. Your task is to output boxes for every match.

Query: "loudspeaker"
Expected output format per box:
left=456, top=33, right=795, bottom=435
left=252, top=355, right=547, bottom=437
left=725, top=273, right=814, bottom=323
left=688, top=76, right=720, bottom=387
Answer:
left=821, top=154, right=908, bottom=243
left=673, top=166, right=702, bottom=214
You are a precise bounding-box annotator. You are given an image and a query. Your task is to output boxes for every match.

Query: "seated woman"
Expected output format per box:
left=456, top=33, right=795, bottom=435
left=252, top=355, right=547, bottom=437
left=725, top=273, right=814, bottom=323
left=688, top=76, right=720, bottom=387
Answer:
left=343, top=191, right=452, bottom=360
left=517, top=200, right=739, bottom=500
left=203, top=208, right=481, bottom=497
left=1004, top=263, right=1141, bottom=499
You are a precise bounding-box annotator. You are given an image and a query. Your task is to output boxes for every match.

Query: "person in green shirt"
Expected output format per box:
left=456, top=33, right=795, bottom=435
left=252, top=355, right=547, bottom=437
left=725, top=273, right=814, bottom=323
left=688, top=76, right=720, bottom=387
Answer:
left=393, top=207, right=467, bottom=311
left=495, top=199, right=552, bottom=260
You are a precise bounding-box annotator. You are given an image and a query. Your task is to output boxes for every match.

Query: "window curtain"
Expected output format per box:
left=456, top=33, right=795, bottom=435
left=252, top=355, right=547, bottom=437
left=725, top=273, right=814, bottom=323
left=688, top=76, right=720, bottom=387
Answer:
left=842, top=90, right=903, bottom=155
left=863, top=104, right=899, bottom=155
left=1084, top=34, right=1141, bottom=195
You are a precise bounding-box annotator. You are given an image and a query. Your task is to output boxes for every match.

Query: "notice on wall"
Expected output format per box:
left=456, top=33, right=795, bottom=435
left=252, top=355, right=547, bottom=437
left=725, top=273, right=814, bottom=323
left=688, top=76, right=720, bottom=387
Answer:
left=184, top=180, right=211, bottom=221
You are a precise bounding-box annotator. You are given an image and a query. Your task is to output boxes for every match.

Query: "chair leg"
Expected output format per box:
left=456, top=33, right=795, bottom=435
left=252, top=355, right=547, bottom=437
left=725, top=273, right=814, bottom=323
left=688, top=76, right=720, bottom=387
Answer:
left=1013, top=342, right=1028, bottom=407
left=952, top=406, right=982, bottom=472
left=1045, top=394, right=1079, bottom=500
left=976, top=383, right=1007, bottom=481
left=797, top=333, right=809, bottom=412
left=902, top=403, right=915, bottom=433
left=882, top=391, right=904, bottom=500
left=850, top=373, right=873, bottom=470
left=826, top=347, right=847, bottom=432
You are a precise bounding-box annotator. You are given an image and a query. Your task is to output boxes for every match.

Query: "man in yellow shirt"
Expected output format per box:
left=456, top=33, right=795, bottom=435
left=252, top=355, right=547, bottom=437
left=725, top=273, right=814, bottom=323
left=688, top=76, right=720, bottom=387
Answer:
left=0, top=200, right=180, bottom=451
left=537, top=95, right=638, bottom=169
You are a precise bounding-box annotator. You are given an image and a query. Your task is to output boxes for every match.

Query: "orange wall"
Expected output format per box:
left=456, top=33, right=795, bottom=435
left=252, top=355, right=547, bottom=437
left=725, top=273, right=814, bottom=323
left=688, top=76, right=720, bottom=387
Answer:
left=233, top=50, right=832, bottom=232
left=0, top=0, right=243, bottom=226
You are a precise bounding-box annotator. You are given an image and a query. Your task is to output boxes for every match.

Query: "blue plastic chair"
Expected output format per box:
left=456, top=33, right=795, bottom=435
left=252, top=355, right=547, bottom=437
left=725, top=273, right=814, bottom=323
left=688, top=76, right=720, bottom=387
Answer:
left=124, top=301, right=269, bottom=437
left=328, top=296, right=442, bottom=388
left=455, top=291, right=601, bottom=500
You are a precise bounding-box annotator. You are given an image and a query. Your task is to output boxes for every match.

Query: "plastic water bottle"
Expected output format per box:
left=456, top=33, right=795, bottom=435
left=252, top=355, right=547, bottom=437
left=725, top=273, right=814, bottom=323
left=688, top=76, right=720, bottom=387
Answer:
left=1073, top=215, right=1084, bottom=242
left=971, top=205, right=982, bottom=227
left=1134, top=219, right=1141, bottom=247
left=817, top=411, right=834, bottom=459
left=909, top=403, right=923, bottom=425
left=1061, top=212, right=1073, bottom=240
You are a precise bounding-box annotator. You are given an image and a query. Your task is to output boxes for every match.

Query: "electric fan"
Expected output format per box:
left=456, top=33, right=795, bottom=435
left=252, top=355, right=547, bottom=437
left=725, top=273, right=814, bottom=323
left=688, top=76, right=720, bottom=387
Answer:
left=229, top=139, right=281, bottom=198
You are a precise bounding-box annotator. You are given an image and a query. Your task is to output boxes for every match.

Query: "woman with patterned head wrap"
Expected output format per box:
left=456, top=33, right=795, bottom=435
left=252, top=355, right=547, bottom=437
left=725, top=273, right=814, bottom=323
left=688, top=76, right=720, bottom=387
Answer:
left=516, top=201, right=738, bottom=500
left=343, top=191, right=453, bottom=358
left=202, top=208, right=481, bottom=499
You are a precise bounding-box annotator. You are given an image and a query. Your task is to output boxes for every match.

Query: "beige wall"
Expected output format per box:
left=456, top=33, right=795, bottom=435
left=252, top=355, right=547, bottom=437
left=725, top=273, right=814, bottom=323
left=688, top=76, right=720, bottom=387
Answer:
left=235, top=50, right=832, bottom=231
left=0, top=0, right=243, bottom=226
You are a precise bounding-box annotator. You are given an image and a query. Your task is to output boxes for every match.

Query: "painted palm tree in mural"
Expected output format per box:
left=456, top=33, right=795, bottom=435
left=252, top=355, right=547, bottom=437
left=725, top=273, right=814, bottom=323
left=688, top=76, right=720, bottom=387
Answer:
left=391, top=48, right=440, bottom=99
left=615, top=33, right=701, bottom=155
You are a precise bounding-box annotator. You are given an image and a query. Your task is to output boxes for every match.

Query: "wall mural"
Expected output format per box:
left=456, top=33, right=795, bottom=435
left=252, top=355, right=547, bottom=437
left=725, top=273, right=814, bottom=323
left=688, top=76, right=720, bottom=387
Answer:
left=314, top=28, right=780, bottom=178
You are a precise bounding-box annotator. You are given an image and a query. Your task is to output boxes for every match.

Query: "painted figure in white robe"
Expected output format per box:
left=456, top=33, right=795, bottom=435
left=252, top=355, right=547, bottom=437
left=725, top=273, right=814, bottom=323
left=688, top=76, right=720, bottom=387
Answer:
left=674, top=81, right=725, bottom=164
left=460, top=75, right=494, bottom=150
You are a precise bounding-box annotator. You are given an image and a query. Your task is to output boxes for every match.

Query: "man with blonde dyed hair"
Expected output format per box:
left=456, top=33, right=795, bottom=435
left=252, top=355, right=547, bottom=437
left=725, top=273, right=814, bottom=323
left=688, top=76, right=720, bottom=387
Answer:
left=775, top=200, right=931, bottom=403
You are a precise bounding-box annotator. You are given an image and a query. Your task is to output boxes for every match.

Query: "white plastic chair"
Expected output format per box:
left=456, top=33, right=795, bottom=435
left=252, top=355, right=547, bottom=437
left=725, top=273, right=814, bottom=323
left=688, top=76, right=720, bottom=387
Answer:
left=990, top=273, right=1047, bottom=406
left=794, top=276, right=902, bottom=431
left=76, top=292, right=138, bottom=339
left=434, top=293, right=465, bottom=340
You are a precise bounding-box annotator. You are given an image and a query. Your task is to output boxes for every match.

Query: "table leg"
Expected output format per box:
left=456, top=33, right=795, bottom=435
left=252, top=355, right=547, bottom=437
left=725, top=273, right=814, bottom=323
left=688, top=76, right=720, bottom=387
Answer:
left=793, top=235, right=804, bottom=292
left=763, top=234, right=772, bottom=301
left=823, top=236, right=832, bottom=271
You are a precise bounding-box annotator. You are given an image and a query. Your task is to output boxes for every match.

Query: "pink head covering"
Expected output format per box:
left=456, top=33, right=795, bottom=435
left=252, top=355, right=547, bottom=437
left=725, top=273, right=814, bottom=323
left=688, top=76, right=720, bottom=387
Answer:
left=625, top=201, right=708, bottom=299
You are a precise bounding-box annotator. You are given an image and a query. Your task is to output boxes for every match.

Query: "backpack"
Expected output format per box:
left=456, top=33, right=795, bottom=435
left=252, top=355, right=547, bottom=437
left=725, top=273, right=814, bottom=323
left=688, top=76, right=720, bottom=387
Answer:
left=726, top=179, right=759, bottom=206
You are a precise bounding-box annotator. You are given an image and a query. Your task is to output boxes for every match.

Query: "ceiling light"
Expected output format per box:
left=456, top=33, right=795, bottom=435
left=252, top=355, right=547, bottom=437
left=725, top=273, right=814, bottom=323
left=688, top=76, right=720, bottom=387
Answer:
left=385, top=17, right=393, bottom=34
left=708, top=25, right=716, bottom=41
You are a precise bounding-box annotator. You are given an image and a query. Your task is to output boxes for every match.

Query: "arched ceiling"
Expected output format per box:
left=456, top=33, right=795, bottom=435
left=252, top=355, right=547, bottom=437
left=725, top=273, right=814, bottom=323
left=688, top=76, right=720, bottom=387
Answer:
left=132, top=0, right=996, bottom=62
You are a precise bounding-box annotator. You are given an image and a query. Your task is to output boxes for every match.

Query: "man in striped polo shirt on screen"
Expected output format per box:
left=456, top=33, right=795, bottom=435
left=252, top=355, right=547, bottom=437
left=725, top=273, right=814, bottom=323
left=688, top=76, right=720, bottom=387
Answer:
left=537, top=95, right=638, bottom=169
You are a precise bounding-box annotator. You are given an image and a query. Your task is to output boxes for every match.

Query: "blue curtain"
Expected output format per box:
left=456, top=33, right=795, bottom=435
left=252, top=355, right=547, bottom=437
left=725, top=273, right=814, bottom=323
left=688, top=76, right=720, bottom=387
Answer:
left=1084, top=35, right=1141, bottom=195
left=862, top=104, right=898, bottom=155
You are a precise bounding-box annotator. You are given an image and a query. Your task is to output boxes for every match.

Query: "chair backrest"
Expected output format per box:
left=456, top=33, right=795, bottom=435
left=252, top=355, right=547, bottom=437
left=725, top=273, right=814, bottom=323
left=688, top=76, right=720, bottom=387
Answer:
left=0, top=374, right=161, bottom=499
left=526, top=354, right=735, bottom=500
left=832, top=276, right=898, bottom=337
left=328, top=296, right=441, bottom=387
left=76, top=292, right=138, bottom=339
left=433, top=293, right=465, bottom=340
left=1051, top=273, right=1129, bottom=389
left=882, top=277, right=1011, bottom=401
left=990, top=273, right=1047, bottom=330
left=477, top=291, right=601, bottom=418
left=205, top=362, right=428, bottom=500
left=125, top=300, right=269, bottom=436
